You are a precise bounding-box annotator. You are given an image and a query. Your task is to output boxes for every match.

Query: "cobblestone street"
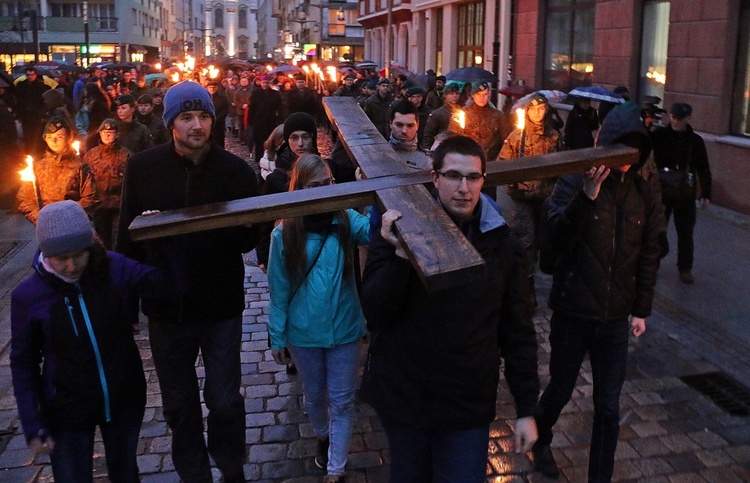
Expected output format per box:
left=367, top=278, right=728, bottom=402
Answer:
left=0, top=132, right=749, bottom=481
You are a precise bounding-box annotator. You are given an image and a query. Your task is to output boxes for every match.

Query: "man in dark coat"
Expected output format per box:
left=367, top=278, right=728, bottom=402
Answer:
left=650, top=102, right=711, bottom=284
left=360, top=135, right=539, bottom=481
left=564, top=97, right=600, bottom=149
left=532, top=107, right=662, bottom=482
left=206, top=80, right=230, bottom=148
left=463, top=80, right=512, bottom=162
left=116, top=81, right=259, bottom=483
left=286, top=74, right=319, bottom=118
left=15, top=67, right=50, bottom=156
left=364, top=78, right=394, bottom=138
left=248, top=74, right=284, bottom=161
left=111, top=95, right=154, bottom=154
left=136, top=94, right=170, bottom=145
left=334, top=71, right=360, bottom=98
left=422, top=81, right=463, bottom=149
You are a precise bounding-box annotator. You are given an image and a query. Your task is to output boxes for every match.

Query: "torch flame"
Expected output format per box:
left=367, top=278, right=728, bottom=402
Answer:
left=453, top=109, right=466, bottom=130
left=19, top=155, right=35, bottom=182
left=72, top=140, right=81, bottom=156
left=515, top=108, right=526, bottom=131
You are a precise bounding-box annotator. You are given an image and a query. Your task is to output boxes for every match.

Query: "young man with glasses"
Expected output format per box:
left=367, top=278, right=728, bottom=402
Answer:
left=360, top=135, right=539, bottom=482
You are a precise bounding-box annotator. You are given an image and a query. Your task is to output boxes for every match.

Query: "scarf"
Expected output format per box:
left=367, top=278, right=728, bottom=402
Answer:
left=389, top=133, right=419, bottom=152
left=39, top=253, right=81, bottom=284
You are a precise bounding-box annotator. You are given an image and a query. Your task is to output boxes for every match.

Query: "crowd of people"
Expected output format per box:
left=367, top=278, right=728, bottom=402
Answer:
left=3, top=59, right=713, bottom=483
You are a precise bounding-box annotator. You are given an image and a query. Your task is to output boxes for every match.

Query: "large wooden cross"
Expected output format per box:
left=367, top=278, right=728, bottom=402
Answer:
left=128, top=97, right=637, bottom=292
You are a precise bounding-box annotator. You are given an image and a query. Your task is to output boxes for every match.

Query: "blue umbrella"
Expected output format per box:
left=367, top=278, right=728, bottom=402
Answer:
left=445, top=67, right=497, bottom=84
left=269, top=64, right=302, bottom=75
left=568, top=86, right=624, bottom=104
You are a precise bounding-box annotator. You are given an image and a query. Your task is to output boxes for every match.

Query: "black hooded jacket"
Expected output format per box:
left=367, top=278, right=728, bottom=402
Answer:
left=547, top=107, right=663, bottom=321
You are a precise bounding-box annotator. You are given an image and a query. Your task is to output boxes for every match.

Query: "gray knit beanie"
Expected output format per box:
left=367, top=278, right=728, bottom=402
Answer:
left=163, top=80, right=216, bottom=128
left=36, top=201, right=94, bottom=257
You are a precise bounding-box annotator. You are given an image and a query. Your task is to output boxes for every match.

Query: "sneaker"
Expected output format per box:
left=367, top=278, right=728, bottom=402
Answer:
left=532, top=442, right=560, bottom=478
left=323, top=475, right=346, bottom=483
left=679, top=271, right=695, bottom=284
left=314, top=436, right=329, bottom=469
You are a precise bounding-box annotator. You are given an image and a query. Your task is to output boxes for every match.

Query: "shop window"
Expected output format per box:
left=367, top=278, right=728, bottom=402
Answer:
left=542, top=0, right=594, bottom=91
left=732, top=0, right=750, bottom=137
left=638, top=1, right=669, bottom=104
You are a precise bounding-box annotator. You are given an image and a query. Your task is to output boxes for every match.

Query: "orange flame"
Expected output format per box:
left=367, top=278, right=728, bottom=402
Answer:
left=19, top=155, right=35, bottom=182
left=515, top=108, right=525, bottom=131
left=72, top=140, right=81, bottom=156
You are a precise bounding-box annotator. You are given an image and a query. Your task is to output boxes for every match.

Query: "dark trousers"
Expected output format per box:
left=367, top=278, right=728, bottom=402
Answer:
left=50, top=408, right=144, bottom=483
left=663, top=197, right=696, bottom=271
left=149, top=316, right=246, bottom=483
left=92, top=207, right=120, bottom=250
left=535, top=312, right=629, bottom=483
left=380, top=418, right=489, bottom=483
left=253, top=127, right=272, bottom=164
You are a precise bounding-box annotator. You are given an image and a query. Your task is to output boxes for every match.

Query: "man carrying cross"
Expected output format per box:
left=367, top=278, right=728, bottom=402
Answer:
left=359, top=135, right=539, bottom=481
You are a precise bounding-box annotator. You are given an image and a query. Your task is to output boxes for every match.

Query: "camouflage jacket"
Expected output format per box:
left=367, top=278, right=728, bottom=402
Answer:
left=422, top=102, right=463, bottom=150
left=463, top=103, right=511, bottom=162
left=17, top=148, right=98, bottom=224
left=499, top=126, right=564, bottom=202
left=84, top=141, right=130, bottom=209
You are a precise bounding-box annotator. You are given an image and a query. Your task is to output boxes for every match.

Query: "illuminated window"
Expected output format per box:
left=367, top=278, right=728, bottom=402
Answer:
left=639, top=1, right=669, bottom=104
left=456, top=2, right=483, bottom=68
left=542, top=0, right=595, bottom=91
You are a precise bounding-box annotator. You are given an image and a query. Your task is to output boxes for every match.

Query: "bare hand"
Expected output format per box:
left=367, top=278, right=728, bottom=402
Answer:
left=29, top=436, right=55, bottom=457
left=380, top=210, right=408, bottom=259
left=583, top=165, right=610, bottom=200
left=272, top=348, right=291, bottom=365
left=141, top=210, right=161, bottom=216
left=355, top=167, right=364, bottom=181
left=631, top=317, right=646, bottom=337
left=514, top=416, right=538, bottom=453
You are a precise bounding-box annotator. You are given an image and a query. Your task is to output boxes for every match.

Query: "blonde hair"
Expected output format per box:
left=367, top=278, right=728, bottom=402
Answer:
left=264, top=124, right=285, bottom=161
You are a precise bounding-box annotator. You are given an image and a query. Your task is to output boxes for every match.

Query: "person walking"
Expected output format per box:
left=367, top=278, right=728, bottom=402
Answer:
left=248, top=74, right=284, bottom=161
left=360, top=135, right=539, bottom=482
left=111, top=95, right=154, bottom=154
left=422, top=80, right=463, bottom=150
left=364, top=78, right=394, bottom=138
left=10, top=201, right=166, bottom=482
left=116, top=81, right=260, bottom=483
left=532, top=107, right=662, bottom=482
left=564, top=97, right=599, bottom=150
left=83, top=119, right=130, bottom=249
left=650, top=102, right=711, bottom=284
left=268, top=154, right=378, bottom=483
left=16, top=67, right=51, bottom=156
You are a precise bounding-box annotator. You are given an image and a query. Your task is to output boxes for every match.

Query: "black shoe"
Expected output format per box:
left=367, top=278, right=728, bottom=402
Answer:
left=286, top=363, right=297, bottom=375
left=314, top=436, right=329, bottom=469
left=679, top=271, right=695, bottom=284
left=532, top=442, right=560, bottom=478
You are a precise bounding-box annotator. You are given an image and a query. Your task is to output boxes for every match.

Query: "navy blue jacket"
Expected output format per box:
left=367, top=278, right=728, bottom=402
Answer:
left=11, top=251, right=161, bottom=442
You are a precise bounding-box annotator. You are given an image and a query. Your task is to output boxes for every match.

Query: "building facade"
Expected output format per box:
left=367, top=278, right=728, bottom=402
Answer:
left=205, top=0, right=258, bottom=59
left=255, top=0, right=278, bottom=59
left=0, top=0, right=162, bottom=68
left=514, top=0, right=750, bottom=214
left=161, top=0, right=209, bottom=62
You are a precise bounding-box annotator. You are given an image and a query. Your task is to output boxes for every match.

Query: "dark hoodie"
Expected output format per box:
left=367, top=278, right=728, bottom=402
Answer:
left=546, top=106, right=663, bottom=322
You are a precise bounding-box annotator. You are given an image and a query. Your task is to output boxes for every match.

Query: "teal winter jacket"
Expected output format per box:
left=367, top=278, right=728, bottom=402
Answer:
left=267, top=209, right=370, bottom=350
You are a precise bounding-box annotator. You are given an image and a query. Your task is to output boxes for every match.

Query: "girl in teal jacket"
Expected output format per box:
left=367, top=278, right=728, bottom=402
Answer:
left=267, top=154, right=373, bottom=482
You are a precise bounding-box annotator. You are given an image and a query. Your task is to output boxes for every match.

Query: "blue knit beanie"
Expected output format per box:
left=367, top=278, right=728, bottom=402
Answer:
left=163, top=81, right=215, bottom=128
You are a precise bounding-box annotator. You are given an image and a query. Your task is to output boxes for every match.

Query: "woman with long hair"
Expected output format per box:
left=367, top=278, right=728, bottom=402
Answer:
left=267, top=155, right=385, bottom=482
left=78, top=82, right=112, bottom=137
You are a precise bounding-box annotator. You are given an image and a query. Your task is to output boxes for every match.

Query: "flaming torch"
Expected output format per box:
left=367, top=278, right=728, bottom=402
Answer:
left=452, top=109, right=466, bottom=132
left=72, top=140, right=81, bottom=156
left=515, top=108, right=526, bottom=132
left=19, top=155, right=43, bottom=210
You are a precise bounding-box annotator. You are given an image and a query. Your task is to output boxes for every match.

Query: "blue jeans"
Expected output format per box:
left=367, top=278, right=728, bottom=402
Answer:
left=535, top=312, right=629, bottom=483
left=50, top=408, right=144, bottom=483
left=288, top=341, right=361, bottom=475
left=380, top=419, right=489, bottom=483
left=149, top=316, right=246, bottom=482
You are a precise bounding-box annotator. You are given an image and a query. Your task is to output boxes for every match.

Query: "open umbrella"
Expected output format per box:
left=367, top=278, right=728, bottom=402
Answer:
left=355, top=60, right=378, bottom=70
left=568, top=86, right=624, bottom=104
left=145, top=73, right=168, bottom=85
left=512, top=90, right=567, bottom=111
left=499, top=84, right=535, bottom=97
left=445, top=67, right=497, bottom=84
left=35, top=61, right=85, bottom=73
left=269, top=64, right=302, bottom=75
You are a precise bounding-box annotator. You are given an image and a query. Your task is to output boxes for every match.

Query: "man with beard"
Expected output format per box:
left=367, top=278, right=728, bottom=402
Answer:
left=116, top=81, right=259, bottom=483
left=425, top=75, right=446, bottom=109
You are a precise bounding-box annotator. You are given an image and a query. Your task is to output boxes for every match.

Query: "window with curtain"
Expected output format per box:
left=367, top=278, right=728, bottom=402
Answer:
left=456, top=1, right=483, bottom=68
left=638, top=1, right=669, bottom=104
left=238, top=7, right=247, bottom=28
left=732, top=0, right=750, bottom=137
left=214, top=7, right=223, bottom=28
left=542, top=0, right=595, bottom=91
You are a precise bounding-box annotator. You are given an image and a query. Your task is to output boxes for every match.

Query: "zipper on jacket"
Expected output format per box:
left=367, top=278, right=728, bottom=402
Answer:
left=604, top=176, right=624, bottom=320
left=75, top=282, right=112, bottom=422
left=64, top=296, right=79, bottom=336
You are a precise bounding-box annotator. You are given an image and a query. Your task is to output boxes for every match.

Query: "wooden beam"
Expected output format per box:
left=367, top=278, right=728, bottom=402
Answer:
left=128, top=144, right=638, bottom=241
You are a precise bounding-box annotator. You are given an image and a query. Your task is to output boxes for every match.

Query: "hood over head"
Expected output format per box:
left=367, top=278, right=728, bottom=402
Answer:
left=595, top=101, right=652, bottom=169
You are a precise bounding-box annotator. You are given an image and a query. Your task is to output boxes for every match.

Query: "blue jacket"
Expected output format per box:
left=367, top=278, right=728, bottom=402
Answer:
left=10, top=251, right=162, bottom=442
left=267, top=209, right=370, bottom=350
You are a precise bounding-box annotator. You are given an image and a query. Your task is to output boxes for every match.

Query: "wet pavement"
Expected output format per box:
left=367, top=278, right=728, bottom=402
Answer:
left=0, top=132, right=749, bottom=482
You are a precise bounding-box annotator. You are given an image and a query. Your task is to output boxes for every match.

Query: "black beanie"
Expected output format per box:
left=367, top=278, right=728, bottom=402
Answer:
left=283, top=112, right=317, bottom=145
